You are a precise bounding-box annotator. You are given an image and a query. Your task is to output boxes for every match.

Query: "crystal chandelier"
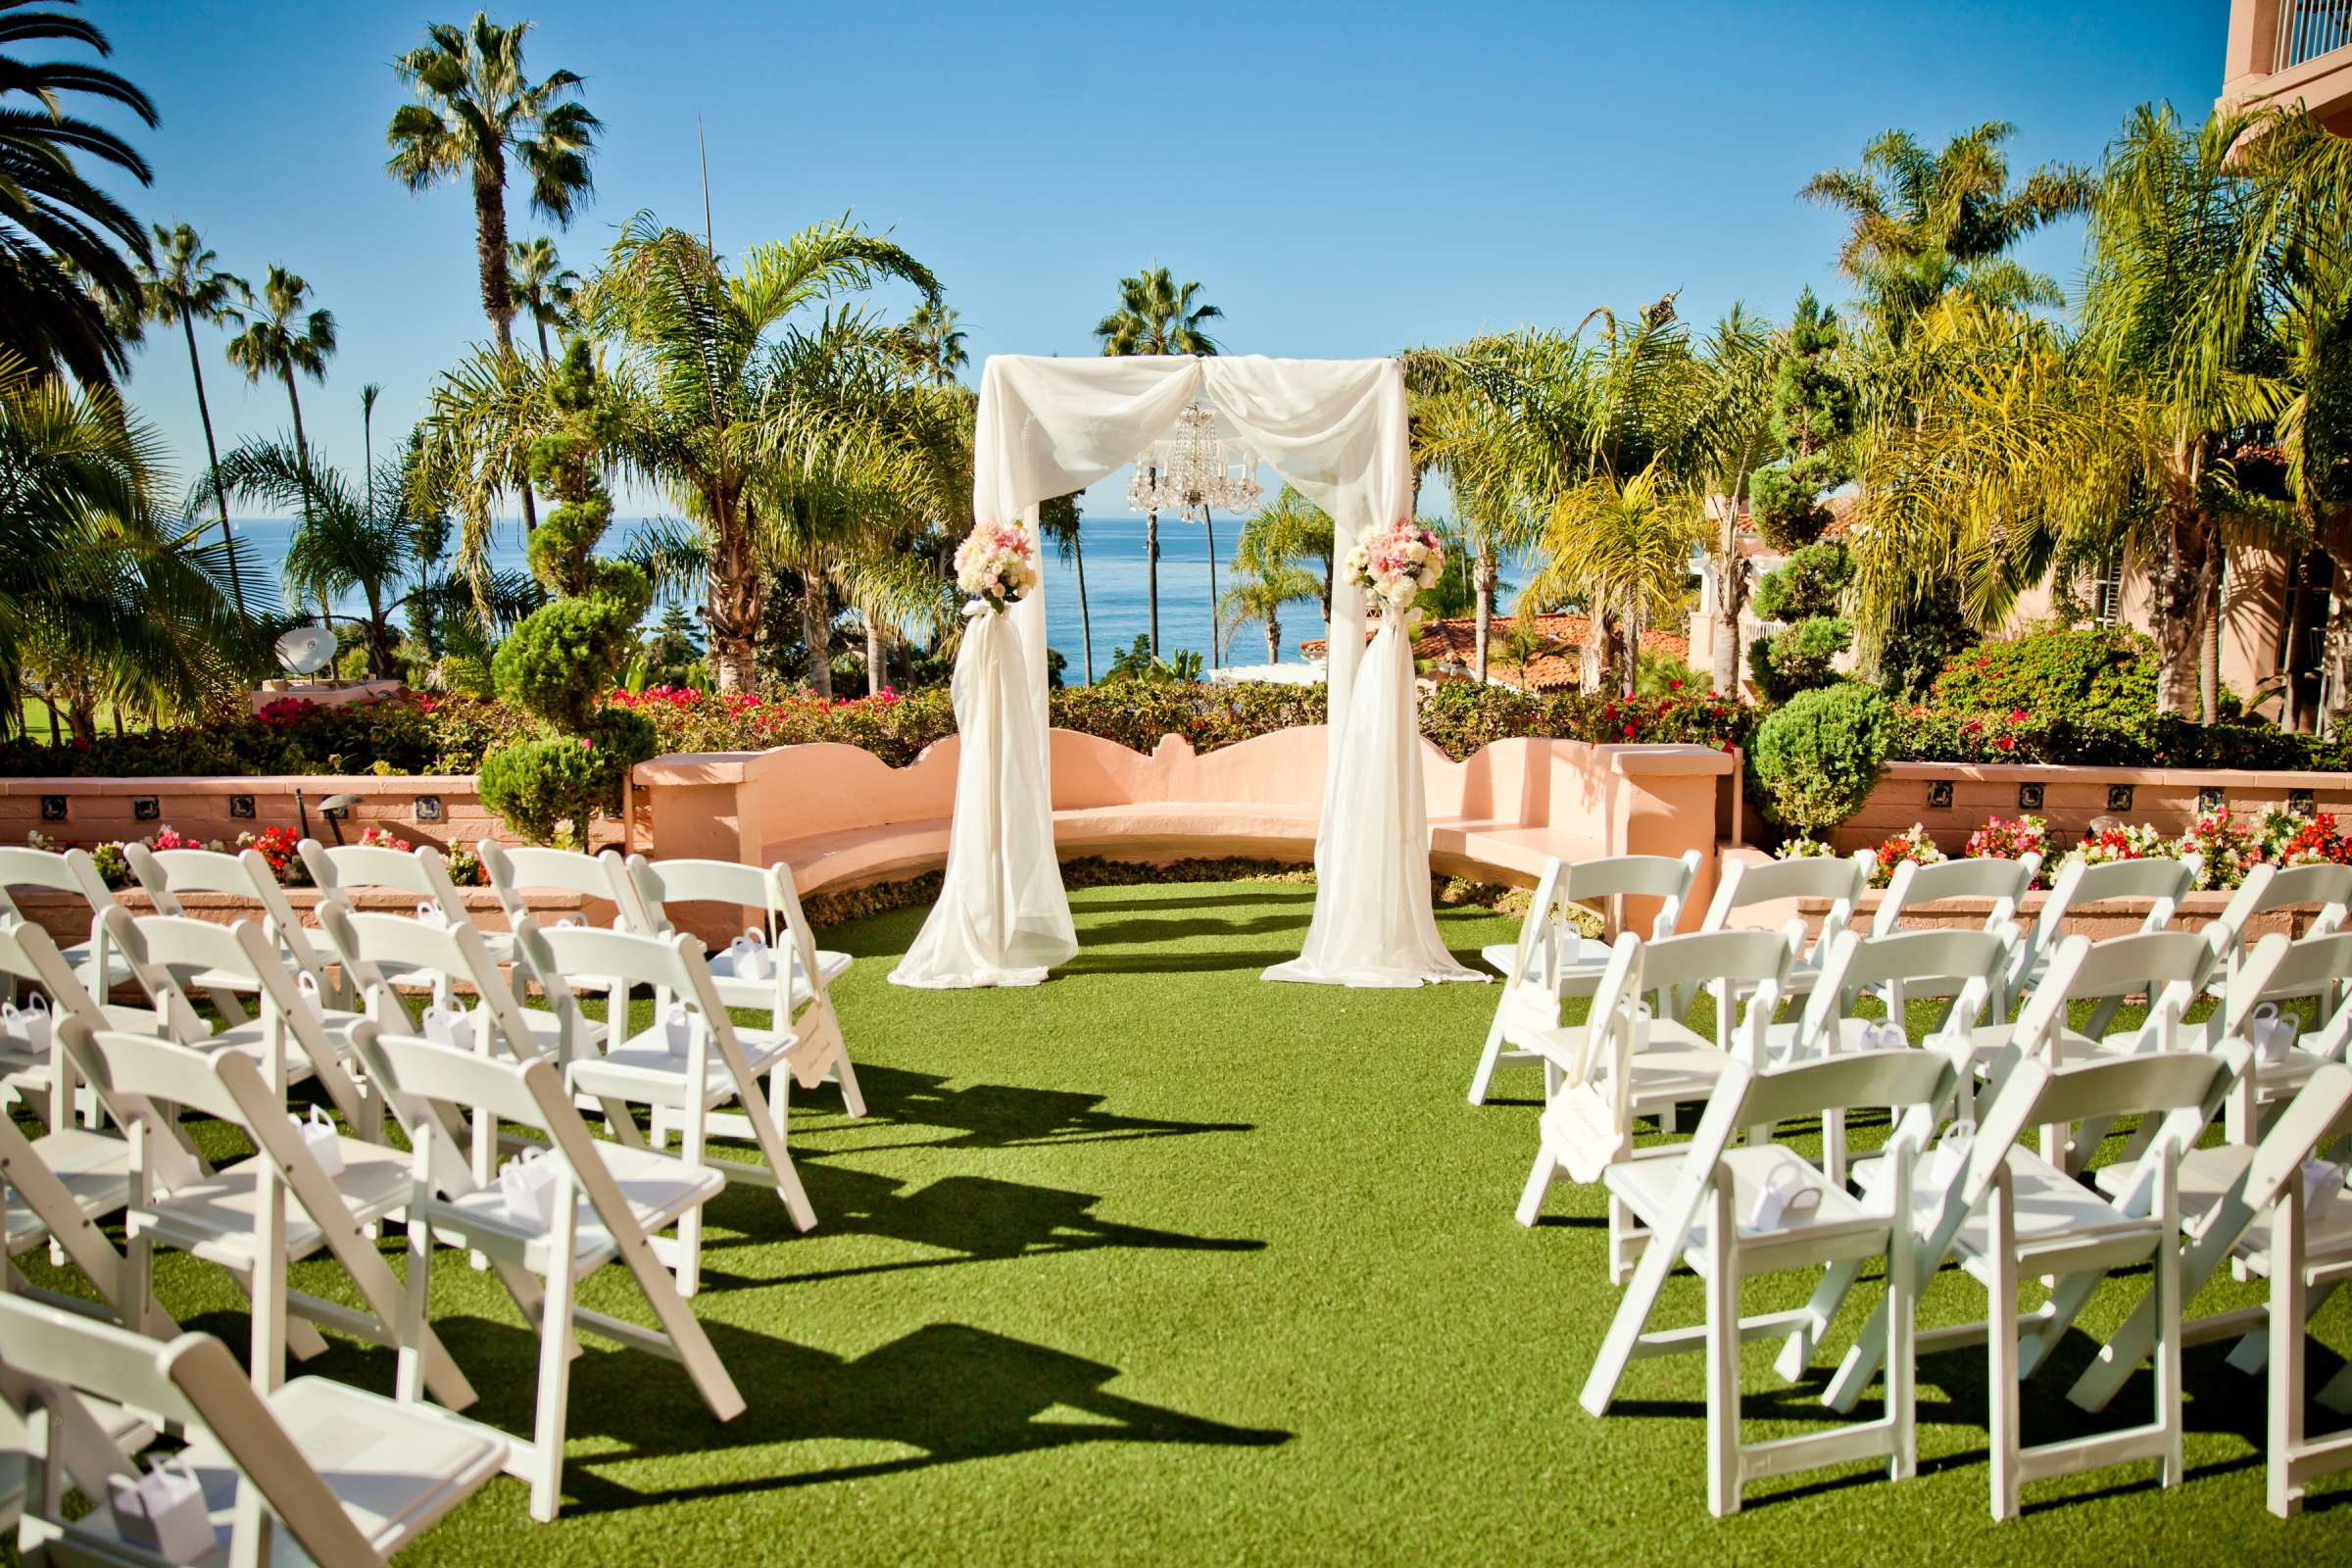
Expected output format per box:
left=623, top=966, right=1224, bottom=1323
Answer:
left=1124, top=404, right=1264, bottom=669
left=1126, top=404, right=1262, bottom=518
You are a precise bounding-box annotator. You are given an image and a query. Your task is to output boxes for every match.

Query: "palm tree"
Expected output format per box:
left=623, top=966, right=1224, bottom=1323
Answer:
left=1096, top=265, right=1221, bottom=658
left=898, top=300, right=967, bottom=387
left=1037, top=489, right=1092, bottom=682
left=1, top=353, right=261, bottom=740
left=1522, top=459, right=1703, bottom=697
left=224, top=266, right=336, bottom=614
left=1219, top=506, right=1323, bottom=664
left=509, top=236, right=577, bottom=362
left=132, top=223, right=248, bottom=612
left=0, top=0, right=158, bottom=387
left=362, top=381, right=382, bottom=514
left=386, top=14, right=598, bottom=354
left=214, top=436, right=431, bottom=678
left=422, top=212, right=946, bottom=692
left=1803, top=122, right=2096, bottom=347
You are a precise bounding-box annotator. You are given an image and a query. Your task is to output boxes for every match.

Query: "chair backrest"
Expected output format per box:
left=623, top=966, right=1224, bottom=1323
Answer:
left=518, top=920, right=710, bottom=1004
left=299, top=836, right=473, bottom=924
left=2231, top=930, right=2352, bottom=1050
left=0, top=846, right=114, bottom=919
left=2043, top=853, right=2198, bottom=920
left=480, top=842, right=645, bottom=926
left=1800, top=926, right=2010, bottom=1050
left=1702, top=852, right=1870, bottom=930
left=0, top=1296, right=377, bottom=1566
left=2223, top=860, right=2352, bottom=931
left=1637, top=928, right=1794, bottom=995
left=1558, top=851, right=1700, bottom=939
left=316, top=902, right=564, bottom=1063
left=1873, top=855, right=2037, bottom=936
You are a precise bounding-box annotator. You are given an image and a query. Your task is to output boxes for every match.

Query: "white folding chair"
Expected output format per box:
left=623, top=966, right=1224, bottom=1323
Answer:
left=2006, top=854, right=2199, bottom=1009
left=355, top=1025, right=747, bottom=1520
left=1514, top=929, right=1792, bottom=1264
left=57, top=1018, right=477, bottom=1409
left=100, top=906, right=374, bottom=1136
left=0, top=920, right=204, bottom=1340
left=1579, top=1046, right=1957, bottom=1516
left=517, top=922, right=819, bottom=1293
left=1698, top=850, right=1872, bottom=1005
left=0, top=1294, right=502, bottom=1567
left=1469, top=850, right=1698, bottom=1105
left=626, top=853, right=863, bottom=1117
left=0, top=844, right=131, bottom=1000
left=2065, top=1062, right=2352, bottom=1515
left=126, top=843, right=345, bottom=1015
left=1818, top=1023, right=2245, bottom=1519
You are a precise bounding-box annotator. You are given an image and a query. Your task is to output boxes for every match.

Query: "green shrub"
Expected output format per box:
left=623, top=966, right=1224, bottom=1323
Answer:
left=491, top=597, right=638, bottom=733
left=478, top=736, right=606, bottom=846
left=1749, top=681, right=1891, bottom=834
left=1930, top=627, right=2157, bottom=725
left=1749, top=615, right=1854, bottom=705
left=1749, top=543, right=1851, bottom=622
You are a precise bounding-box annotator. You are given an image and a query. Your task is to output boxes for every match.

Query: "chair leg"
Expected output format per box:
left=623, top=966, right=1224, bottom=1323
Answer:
left=1515, top=1146, right=1557, bottom=1228
left=1887, top=1214, right=1917, bottom=1482
left=1582, top=1220, right=1679, bottom=1417
left=2271, top=1182, right=2307, bottom=1518
left=529, top=1237, right=576, bottom=1522
left=1987, top=1181, right=2022, bottom=1522
left=1468, top=1009, right=1509, bottom=1106
left=397, top=1217, right=431, bottom=1405
left=1705, top=1182, right=1741, bottom=1517
left=1777, top=1257, right=1863, bottom=1384
left=832, top=1049, right=867, bottom=1118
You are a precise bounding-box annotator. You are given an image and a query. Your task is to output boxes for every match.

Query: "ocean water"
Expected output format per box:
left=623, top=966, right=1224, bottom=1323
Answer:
left=225, top=513, right=1328, bottom=684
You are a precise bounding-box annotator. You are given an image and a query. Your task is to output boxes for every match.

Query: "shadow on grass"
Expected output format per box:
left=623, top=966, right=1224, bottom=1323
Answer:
left=685, top=1165, right=1264, bottom=1289
left=805, top=1062, right=1253, bottom=1152
left=426, top=1316, right=1292, bottom=1512
left=1078, top=913, right=1323, bottom=946
left=1058, top=947, right=1307, bottom=975
left=1076, top=889, right=1318, bottom=911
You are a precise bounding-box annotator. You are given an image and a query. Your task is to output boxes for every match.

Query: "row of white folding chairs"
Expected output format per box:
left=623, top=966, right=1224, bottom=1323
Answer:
left=0, top=931, right=754, bottom=1530
left=1535, top=922, right=2352, bottom=1519
left=1473, top=846, right=2352, bottom=1108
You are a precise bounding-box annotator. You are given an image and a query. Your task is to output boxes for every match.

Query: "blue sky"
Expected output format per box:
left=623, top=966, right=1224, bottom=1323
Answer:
left=91, top=0, right=2222, bottom=516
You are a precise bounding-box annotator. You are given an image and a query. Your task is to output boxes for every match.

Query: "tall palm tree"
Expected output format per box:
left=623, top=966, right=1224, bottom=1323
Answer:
left=421, top=212, right=946, bottom=692
left=1803, top=121, right=2095, bottom=346
left=362, top=381, right=381, bottom=513
left=1, top=353, right=261, bottom=740
left=1219, top=506, right=1323, bottom=665
left=898, top=300, right=967, bottom=386
left=1037, top=489, right=1091, bottom=681
left=0, top=0, right=158, bottom=387
left=1523, top=458, right=1703, bottom=696
left=509, top=235, right=577, bottom=362
left=215, top=436, right=429, bottom=678
left=385, top=14, right=598, bottom=354
left=223, top=266, right=336, bottom=610
left=1096, top=265, right=1221, bottom=658
left=132, top=222, right=248, bottom=612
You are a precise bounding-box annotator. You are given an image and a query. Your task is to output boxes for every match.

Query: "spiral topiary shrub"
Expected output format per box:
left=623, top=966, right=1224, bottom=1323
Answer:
left=491, top=597, right=639, bottom=733
left=1748, top=680, right=1891, bottom=836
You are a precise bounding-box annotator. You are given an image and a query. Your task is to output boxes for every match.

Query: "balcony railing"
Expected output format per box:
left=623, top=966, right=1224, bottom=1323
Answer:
left=2276, top=0, right=2352, bottom=73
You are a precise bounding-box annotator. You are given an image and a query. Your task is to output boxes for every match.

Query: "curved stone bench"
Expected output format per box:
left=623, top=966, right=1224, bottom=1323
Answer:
left=631, top=727, right=1741, bottom=930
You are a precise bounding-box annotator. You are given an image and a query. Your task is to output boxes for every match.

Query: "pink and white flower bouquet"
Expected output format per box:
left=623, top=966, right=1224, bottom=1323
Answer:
left=954, top=521, right=1040, bottom=614
left=1346, top=517, right=1445, bottom=615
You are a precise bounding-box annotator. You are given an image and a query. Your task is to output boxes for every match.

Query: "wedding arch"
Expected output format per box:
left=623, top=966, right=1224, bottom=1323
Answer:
left=889, top=354, right=1481, bottom=991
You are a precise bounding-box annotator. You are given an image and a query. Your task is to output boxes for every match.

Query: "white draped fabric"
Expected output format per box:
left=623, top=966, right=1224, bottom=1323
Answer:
left=889, top=354, right=1480, bottom=990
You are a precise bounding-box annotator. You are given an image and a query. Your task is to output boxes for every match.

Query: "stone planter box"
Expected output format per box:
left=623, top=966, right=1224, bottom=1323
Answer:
left=1832, top=760, right=2352, bottom=858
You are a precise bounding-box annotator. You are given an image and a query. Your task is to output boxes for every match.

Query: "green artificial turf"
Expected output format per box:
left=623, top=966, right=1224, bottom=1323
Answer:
left=52, top=880, right=2352, bottom=1562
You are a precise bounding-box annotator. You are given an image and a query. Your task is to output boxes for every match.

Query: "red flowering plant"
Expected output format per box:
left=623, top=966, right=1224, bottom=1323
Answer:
left=1869, top=822, right=1947, bottom=889
left=2277, top=811, right=2352, bottom=868
left=356, top=825, right=413, bottom=853
left=234, top=826, right=309, bottom=886
left=1963, top=814, right=2050, bottom=886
